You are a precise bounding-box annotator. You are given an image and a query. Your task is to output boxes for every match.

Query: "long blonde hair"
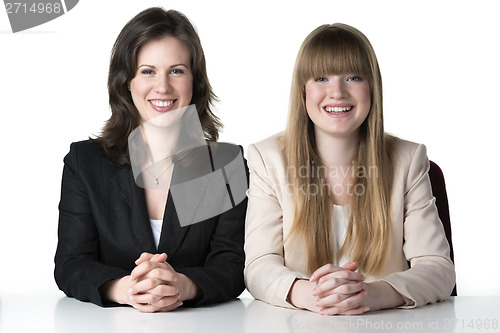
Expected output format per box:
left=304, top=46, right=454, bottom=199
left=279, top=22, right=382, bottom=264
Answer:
left=284, top=23, right=395, bottom=275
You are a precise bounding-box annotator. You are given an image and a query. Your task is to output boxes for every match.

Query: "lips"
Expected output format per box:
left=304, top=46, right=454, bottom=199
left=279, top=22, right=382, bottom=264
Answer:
left=149, top=99, right=176, bottom=112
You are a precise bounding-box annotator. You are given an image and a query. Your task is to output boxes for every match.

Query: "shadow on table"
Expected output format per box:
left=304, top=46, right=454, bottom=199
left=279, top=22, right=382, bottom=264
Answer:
left=54, top=297, right=246, bottom=333
left=244, top=298, right=456, bottom=333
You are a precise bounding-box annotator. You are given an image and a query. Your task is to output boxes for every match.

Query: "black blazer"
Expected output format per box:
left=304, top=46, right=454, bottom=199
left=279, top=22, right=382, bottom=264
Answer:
left=54, top=141, right=247, bottom=307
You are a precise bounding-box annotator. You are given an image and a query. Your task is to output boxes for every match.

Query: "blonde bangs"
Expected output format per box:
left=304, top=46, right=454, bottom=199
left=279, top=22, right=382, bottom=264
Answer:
left=296, top=24, right=373, bottom=85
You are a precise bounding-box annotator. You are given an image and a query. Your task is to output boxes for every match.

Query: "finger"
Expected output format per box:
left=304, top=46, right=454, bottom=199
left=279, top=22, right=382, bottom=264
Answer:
left=130, top=270, right=178, bottom=295
left=313, top=283, right=364, bottom=300
left=315, top=291, right=353, bottom=307
left=155, top=296, right=182, bottom=310
left=130, top=277, right=163, bottom=295
left=145, top=266, right=177, bottom=284
left=130, top=261, right=163, bottom=280
left=317, top=269, right=365, bottom=285
left=135, top=252, right=155, bottom=265
left=150, top=253, right=167, bottom=263
left=144, top=284, right=179, bottom=298
left=331, top=281, right=365, bottom=295
left=133, top=299, right=183, bottom=313
left=317, top=290, right=367, bottom=316
left=314, top=277, right=365, bottom=296
left=130, top=292, right=164, bottom=305
left=132, top=261, right=177, bottom=281
left=341, top=262, right=359, bottom=272
left=310, top=263, right=364, bottom=283
left=310, top=264, right=343, bottom=282
left=330, top=289, right=367, bottom=311
left=313, top=272, right=364, bottom=296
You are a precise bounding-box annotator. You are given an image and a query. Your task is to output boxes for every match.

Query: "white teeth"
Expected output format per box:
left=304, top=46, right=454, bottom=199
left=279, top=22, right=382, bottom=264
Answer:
left=150, top=100, right=174, bottom=107
left=325, top=106, right=352, bottom=113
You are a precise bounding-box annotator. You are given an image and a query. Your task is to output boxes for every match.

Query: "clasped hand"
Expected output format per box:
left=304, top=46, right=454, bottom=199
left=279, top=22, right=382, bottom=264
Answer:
left=128, top=252, right=183, bottom=313
left=308, top=262, right=369, bottom=315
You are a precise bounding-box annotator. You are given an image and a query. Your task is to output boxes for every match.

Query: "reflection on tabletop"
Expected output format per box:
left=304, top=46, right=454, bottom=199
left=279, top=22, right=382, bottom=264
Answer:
left=245, top=297, right=456, bottom=333
left=0, top=295, right=498, bottom=333
left=54, top=297, right=246, bottom=333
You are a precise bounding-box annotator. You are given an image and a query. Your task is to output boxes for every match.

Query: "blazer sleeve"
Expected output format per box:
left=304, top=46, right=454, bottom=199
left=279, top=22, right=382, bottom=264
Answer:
left=176, top=199, right=247, bottom=306
left=244, top=143, right=308, bottom=309
left=382, top=144, right=456, bottom=308
left=54, top=143, right=129, bottom=306
left=175, top=145, right=248, bottom=306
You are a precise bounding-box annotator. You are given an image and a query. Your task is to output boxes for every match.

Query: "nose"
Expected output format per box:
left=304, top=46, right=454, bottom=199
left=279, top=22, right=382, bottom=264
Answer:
left=327, top=79, right=348, bottom=99
left=154, top=73, right=172, bottom=93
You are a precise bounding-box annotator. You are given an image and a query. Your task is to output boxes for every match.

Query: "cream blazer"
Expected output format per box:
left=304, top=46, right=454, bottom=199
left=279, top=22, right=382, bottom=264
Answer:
left=244, top=133, right=456, bottom=309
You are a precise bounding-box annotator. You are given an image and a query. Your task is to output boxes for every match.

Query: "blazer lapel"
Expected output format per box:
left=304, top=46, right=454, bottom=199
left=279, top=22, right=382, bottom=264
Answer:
left=107, top=161, right=157, bottom=253
left=158, top=192, right=189, bottom=260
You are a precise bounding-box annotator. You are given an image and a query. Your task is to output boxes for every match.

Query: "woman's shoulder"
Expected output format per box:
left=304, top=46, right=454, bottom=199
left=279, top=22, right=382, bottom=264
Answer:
left=249, top=132, right=285, bottom=154
left=247, top=132, right=285, bottom=165
left=64, top=139, right=113, bottom=166
left=388, top=135, right=427, bottom=162
left=388, top=135, right=430, bottom=179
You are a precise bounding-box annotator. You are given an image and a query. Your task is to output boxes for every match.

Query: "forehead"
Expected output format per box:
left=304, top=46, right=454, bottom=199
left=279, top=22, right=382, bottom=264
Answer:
left=136, top=36, right=191, bottom=67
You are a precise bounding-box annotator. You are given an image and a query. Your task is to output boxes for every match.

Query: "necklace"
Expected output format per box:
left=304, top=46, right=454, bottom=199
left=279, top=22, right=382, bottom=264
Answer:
left=139, top=124, right=175, bottom=185
left=145, top=161, right=174, bottom=185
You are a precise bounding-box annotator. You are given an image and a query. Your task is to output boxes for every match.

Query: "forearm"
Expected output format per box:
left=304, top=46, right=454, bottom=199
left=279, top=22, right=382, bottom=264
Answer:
left=100, top=276, right=133, bottom=305
left=288, top=279, right=320, bottom=312
left=362, top=280, right=405, bottom=311
left=176, top=273, right=200, bottom=302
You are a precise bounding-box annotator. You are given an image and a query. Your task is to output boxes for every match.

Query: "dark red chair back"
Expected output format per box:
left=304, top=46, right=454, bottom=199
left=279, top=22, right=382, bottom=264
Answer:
left=428, top=160, right=457, bottom=296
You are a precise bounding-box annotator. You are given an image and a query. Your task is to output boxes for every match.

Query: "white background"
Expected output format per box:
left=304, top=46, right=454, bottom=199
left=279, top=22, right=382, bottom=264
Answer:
left=0, top=0, right=498, bottom=299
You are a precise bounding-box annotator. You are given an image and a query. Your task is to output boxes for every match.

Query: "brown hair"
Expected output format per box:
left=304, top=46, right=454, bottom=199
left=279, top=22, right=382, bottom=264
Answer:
left=284, top=23, right=395, bottom=275
left=92, top=7, right=221, bottom=165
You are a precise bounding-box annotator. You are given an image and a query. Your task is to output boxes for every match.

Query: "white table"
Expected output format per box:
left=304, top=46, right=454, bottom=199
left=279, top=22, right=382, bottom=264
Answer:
left=0, top=295, right=498, bottom=332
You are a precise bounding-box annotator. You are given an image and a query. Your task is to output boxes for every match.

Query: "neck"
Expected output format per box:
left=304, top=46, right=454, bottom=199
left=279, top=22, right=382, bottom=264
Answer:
left=314, top=129, right=360, bottom=168
left=141, top=122, right=179, bottom=163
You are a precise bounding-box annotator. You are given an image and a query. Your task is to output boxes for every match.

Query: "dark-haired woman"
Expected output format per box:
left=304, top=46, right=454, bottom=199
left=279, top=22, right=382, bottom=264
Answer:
left=55, top=7, right=247, bottom=313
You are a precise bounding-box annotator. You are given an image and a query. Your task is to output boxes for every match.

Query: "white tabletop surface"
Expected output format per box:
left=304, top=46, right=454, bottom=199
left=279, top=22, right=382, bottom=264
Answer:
left=0, top=295, right=498, bottom=332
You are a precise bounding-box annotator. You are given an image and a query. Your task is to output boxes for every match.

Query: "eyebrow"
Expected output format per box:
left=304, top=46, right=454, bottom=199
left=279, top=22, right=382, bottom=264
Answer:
left=136, top=63, right=190, bottom=70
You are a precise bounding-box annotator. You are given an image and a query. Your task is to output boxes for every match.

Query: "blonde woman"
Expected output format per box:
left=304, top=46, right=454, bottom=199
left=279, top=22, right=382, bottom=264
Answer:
left=244, top=23, right=455, bottom=315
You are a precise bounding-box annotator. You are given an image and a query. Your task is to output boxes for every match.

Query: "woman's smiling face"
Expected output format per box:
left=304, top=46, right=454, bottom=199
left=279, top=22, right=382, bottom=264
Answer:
left=130, top=36, right=193, bottom=124
left=305, top=73, right=371, bottom=139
